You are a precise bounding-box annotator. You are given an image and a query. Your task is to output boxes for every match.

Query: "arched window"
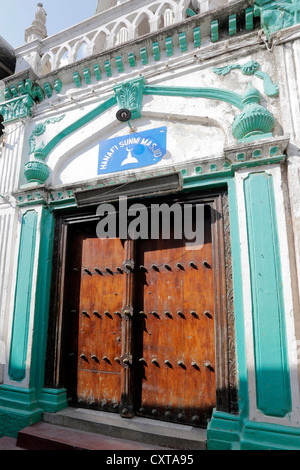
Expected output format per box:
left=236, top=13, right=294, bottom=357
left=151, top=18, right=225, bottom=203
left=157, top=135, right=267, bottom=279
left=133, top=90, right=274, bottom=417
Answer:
left=56, top=48, right=69, bottom=68
left=75, top=42, right=88, bottom=61
left=137, top=15, right=151, bottom=37
left=93, top=31, right=107, bottom=54
left=40, top=54, right=52, bottom=75
left=115, top=26, right=128, bottom=46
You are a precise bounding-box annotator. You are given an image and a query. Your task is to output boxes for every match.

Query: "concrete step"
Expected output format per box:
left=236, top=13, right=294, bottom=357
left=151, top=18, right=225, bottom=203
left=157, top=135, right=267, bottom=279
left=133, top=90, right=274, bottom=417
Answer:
left=43, top=408, right=207, bottom=450
left=16, top=421, right=168, bottom=451
left=0, top=436, right=24, bottom=450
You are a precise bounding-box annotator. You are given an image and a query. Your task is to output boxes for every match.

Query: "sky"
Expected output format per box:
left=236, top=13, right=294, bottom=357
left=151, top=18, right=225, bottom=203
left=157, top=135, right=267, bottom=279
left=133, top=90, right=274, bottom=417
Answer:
left=0, top=0, right=98, bottom=48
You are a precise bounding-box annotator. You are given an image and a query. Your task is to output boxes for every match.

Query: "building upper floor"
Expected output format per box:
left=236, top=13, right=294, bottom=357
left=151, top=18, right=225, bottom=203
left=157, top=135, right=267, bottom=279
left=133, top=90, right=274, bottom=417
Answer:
left=15, top=0, right=238, bottom=76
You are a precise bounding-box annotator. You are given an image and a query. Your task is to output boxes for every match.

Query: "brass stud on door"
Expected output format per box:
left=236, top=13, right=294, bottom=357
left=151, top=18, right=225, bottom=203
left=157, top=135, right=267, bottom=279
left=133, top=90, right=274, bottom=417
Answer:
left=140, top=265, right=147, bottom=272
left=176, top=263, right=184, bottom=270
left=84, top=268, right=92, bottom=275
left=191, top=361, right=200, bottom=370
left=203, top=261, right=210, bottom=268
left=164, top=264, right=172, bottom=271
left=204, top=310, right=213, bottom=319
left=151, top=358, right=159, bottom=366
left=151, top=264, right=159, bottom=271
left=165, top=311, right=172, bottom=318
left=106, top=267, right=113, bottom=274
left=95, top=268, right=102, bottom=275
left=80, top=354, right=88, bottom=361
left=82, top=310, right=90, bottom=318
left=204, top=361, right=214, bottom=371
left=189, top=262, right=197, bottom=269
left=164, top=359, right=172, bottom=368
left=177, top=360, right=185, bottom=368
left=91, top=355, right=99, bottom=363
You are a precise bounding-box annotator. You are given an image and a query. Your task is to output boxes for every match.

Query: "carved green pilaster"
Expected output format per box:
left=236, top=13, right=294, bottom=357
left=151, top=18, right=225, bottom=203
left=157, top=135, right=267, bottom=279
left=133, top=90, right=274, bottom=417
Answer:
left=254, top=0, right=300, bottom=38
left=113, top=76, right=146, bottom=120
left=0, top=94, right=35, bottom=124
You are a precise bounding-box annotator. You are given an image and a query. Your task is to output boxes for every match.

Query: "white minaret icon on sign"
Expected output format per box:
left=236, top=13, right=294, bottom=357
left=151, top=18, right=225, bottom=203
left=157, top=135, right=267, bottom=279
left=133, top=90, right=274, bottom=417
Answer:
left=121, top=147, right=138, bottom=166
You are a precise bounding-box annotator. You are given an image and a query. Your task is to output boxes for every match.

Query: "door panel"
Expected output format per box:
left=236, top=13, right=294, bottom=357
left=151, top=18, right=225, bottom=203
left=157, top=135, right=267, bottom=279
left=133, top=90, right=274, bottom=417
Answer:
left=71, top=231, right=125, bottom=411
left=135, top=207, right=216, bottom=426
left=61, top=203, right=217, bottom=426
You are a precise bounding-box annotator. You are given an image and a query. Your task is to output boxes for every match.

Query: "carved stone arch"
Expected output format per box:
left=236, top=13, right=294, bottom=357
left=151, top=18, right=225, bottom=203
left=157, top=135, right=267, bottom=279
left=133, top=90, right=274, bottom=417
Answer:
left=73, top=39, right=90, bottom=61
left=92, top=29, right=109, bottom=54
left=133, top=10, right=152, bottom=37
left=155, top=2, right=177, bottom=28
left=40, top=52, right=53, bottom=75
left=54, top=45, right=71, bottom=69
left=113, top=20, right=132, bottom=46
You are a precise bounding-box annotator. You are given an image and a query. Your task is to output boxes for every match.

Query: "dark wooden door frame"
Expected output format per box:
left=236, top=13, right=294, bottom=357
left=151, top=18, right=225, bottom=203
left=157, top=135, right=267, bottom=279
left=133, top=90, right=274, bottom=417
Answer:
left=44, top=189, right=238, bottom=418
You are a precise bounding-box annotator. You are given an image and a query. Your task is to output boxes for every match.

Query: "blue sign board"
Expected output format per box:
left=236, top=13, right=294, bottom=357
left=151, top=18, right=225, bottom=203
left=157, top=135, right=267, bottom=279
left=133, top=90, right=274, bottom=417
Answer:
left=98, top=126, right=167, bottom=175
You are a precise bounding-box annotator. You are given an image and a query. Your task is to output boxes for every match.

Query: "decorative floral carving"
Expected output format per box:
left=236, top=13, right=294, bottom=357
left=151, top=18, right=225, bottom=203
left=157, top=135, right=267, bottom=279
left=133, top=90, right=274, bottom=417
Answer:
left=213, top=60, right=279, bottom=98
left=29, top=114, right=66, bottom=155
left=114, top=77, right=146, bottom=120
left=0, top=95, right=35, bottom=124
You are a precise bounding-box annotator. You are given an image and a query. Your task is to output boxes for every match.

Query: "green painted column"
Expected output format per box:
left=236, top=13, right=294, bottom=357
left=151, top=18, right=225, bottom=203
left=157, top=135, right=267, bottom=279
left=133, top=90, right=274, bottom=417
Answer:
left=0, top=207, right=67, bottom=438
left=8, top=210, right=37, bottom=382
left=244, top=172, right=292, bottom=417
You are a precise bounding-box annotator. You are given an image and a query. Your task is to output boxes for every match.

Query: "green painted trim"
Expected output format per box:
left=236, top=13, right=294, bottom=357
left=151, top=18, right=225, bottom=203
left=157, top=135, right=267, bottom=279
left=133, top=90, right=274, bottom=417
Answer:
left=153, top=41, right=160, bottom=61
left=83, top=68, right=92, bottom=84
left=30, top=208, right=55, bottom=394
left=186, top=7, right=197, bottom=17
left=9, top=210, right=38, bottom=382
left=143, top=85, right=244, bottom=110
left=240, top=419, right=300, bottom=450
left=104, top=60, right=112, bottom=77
left=165, top=36, right=174, bottom=57
left=179, top=31, right=188, bottom=52
left=116, top=55, right=124, bottom=73
left=140, top=47, right=148, bottom=65
left=229, top=14, right=237, bottom=35
left=211, top=20, right=219, bottom=42
left=42, top=95, right=117, bottom=159
left=94, top=63, right=102, bottom=81
left=244, top=172, right=292, bottom=417
left=245, top=7, right=254, bottom=30
left=193, top=26, right=201, bottom=48
left=39, top=388, right=68, bottom=413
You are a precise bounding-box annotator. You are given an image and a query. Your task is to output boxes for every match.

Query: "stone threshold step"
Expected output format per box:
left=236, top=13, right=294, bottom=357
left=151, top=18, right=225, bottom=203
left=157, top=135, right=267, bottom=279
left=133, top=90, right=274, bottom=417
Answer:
left=16, top=421, right=167, bottom=451
left=43, top=408, right=207, bottom=450
left=0, top=436, right=24, bottom=450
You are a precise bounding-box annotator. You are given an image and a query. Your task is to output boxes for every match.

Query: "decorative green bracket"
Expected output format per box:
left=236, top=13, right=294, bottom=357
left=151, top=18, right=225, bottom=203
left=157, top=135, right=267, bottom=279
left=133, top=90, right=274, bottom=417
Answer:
left=113, top=76, right=146, bottom=120
left=254, top=0, right=300, bottom=38
left=213, top=60, right=279, bottom=97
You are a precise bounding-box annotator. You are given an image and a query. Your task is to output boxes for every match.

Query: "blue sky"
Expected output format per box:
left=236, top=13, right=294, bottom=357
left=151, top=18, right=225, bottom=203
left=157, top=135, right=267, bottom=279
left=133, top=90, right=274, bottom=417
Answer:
left=0, top=1, right=98, bottom=48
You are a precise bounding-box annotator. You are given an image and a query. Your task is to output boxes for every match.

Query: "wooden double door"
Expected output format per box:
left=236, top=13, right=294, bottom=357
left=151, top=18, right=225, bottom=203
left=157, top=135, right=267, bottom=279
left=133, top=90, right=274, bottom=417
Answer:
left=49, top=194, right=236, bottom=428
